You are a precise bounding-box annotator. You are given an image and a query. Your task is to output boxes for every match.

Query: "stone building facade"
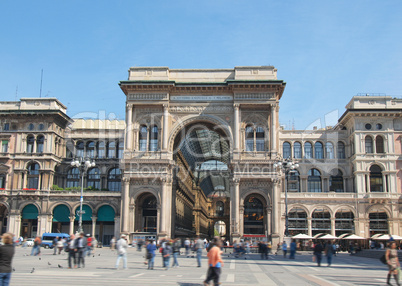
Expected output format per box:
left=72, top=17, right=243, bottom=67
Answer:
left=0, top=67, right=401, bottom=246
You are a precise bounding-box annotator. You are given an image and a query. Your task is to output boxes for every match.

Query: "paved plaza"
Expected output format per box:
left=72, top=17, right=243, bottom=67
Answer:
left=8, top=247, right=391, bottom=286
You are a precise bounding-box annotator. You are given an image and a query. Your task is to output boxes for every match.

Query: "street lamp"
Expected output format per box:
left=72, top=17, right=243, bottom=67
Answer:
left=71, top=157, right=96, bottom=233
left=273, top=158, right=299, bottom=237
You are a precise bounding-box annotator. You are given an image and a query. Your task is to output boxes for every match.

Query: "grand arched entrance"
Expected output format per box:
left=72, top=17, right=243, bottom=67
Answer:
left=172, top=121, right=231, bottom=238
left=21, top=204, right=39, bottom=238
left=0, top=204, right=8, bottom=234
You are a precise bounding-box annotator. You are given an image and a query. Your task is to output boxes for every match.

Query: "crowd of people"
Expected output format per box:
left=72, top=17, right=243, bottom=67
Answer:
left=0, top=232, right=401, bottom=286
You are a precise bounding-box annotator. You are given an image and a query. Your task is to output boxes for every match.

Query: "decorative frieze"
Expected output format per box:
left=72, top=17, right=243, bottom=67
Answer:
left=235, top=93, right=274, bottom=100
left=127, top=93, right=168, bottom=101
left=169, top=106, right=233, bottom=113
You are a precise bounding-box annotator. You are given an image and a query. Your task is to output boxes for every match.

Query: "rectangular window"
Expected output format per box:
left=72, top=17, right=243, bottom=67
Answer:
left=2, top=141, right=8, bottom=153
left=3, top=123, right=9, bottom=131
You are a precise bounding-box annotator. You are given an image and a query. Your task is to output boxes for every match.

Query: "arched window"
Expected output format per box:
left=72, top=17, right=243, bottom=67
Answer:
left=283, top=142, right=291, bottom=159
left=66, top=168, right=80, bottom=188
left=330, top=169, right=344, bottom=192
left=315, top=142, right=323, bottom=159
left=244, top=196, right=264, bottom=234
left=245, top=125, right=254, bottom=152
left=117, top=141, right=124, bottom=158
left=308, top=169, right=321, bottom=192
left=288, top=170, right=300, bottom=192
left=312, top=208, right=331, bottom=236
left=142, top=195, right=157, bottom=232
left=255, top=126, right=265, bottom=151
left=76, top=141, right=84, bottom=158
left=293, top=142, right=302, bottom=159
left=304, top=142, right=312, bottom=159
left=365, top=136, right=373, bottom=153
left=36, top=135, right=44, bottom=153
left=139, top=125, right=148, bottom=152
left=215, top=201, right=224, bottom=217
left=370, top=165, right=383, bottom=192
left=27, top=163, right=40, bottom=189
left=369, top=211, right=388, bottom=236
left=337, top=141, right=345, bottom=159
left=87, top=168, right=100, bottom=190
left=149, top=126, right=158, bottom=151
left=288, top=208, right=307, bottom=235
left=107, top=168, right=121, bottom=192
left=97, top=141, right=105, bottom=158
left=86, top=141, right=95, bottom=158
left=0, top=174, right=6, bottom=189
left=326, top=142, right=334, bottom=159
left=335, top=209, right=354, bottom=236
left=376, top=136, right=384, bottom=153
left=27, top=135, right=35, bottom=153
left=107, top=141, right=116, bottom=158
left=28, top=123, right=34, bottom=131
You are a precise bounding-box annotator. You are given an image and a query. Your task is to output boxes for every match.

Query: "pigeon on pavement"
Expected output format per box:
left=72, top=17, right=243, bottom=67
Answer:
left=31, top=268, right=35, bottom=273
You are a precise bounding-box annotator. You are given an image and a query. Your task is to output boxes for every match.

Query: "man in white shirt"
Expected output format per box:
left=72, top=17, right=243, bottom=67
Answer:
left=115, top=234, right=128, bottom=269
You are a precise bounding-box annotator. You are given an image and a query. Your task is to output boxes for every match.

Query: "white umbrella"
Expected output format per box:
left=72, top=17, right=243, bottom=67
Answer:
left=318, top=234, right=338, bottom=240
left=292, top=233, right=313, bottom=239
left=371, top=233, right=383, bottom=239
left=375, top=234, right=391, bottom=240
left=343, top=234, right=366, bottom=240
left=338, top=233, right=351, bottom=239
left=390, top=235, right=402, bottom=240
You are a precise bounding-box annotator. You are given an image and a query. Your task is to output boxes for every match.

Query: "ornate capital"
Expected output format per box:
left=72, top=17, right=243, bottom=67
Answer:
left=233, top=103, right=240, bottom=109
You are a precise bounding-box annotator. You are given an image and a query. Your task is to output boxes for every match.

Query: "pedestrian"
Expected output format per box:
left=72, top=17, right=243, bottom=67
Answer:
left=172, top=238, right=180, bottom=267
left=115, top=234, right=128, bottom=270
left=86, top=234, right=92, bottom=257
left=67, top=234, right=77, bottom=269
left=146, top=240, right=157, bottom=270
left=163, top=241, right=172, bottom=270
left=325, top=240, right=334, bottom=266
left=385, top=241, right=400, bottom=286
left=91, top=237, right=97, bottom=255
left=31, top=236, right=41, bottom=256
left=0, top=233, right=15, bottom=286
left=76, top=232, right=87, bottom=268
left=184, top=238, right=190, bottom=257
left=57, top=237, right=64, bottom=255
left=313, top=242, right=324, bottom=267
left=204, top=238, right=224, bottom=286
left=289, top=239, right=297, bottom=259
left=110, top=236, right=116, bottom=251
left=195, top=236, right=204, bottom=267
left=52, top=236, right=59, bottom=255
left=282, top=241, right=288, bottom=258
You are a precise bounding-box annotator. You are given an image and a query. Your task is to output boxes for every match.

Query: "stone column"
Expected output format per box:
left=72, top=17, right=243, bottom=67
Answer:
left=331, top=218, right=336, bottom=236
left=271, top=180, right=280, bottom=235
left=366, top=174, right=371, bottom=192
left=234, top=104, right=240, bottom=151
left=69, top=216, right=75, bottom=234
left=121, top=178, right=130, bottom=233
left=91, top=216, right=97, bottom=236
left=270, top=104, right=277, bottom=154
left=307, top=217, right=312, bottom=237
left=162, top=104, right=169, bottom=150
left=230, top=178, right=240, bottom=239
left=126, top=104, right=133, bottom=150
left=266, top=207, right=272, bottom=238
left=160, top=177, right=173, bottom=238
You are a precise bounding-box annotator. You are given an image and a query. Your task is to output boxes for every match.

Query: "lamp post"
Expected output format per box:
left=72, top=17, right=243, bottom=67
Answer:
left=71, top=157, right=95, bottom=233
left=273, top=158, right=299, bottom=237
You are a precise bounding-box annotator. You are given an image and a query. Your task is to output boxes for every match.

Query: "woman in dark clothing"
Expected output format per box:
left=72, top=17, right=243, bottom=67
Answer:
left=0, top=233, right=15, bottom=286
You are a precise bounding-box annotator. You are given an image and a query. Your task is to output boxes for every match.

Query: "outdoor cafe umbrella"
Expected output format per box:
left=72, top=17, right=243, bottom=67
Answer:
left=318, top=234, right=338, bottom=240
left=292, top=233, right=313, bottom=239
left=343, top=234, right=366, bottom=240
left=376, top=234, right=402, bottom=240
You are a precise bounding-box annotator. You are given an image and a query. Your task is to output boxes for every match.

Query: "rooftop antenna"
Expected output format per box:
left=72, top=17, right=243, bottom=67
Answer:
left=15, top=86, right=18, bottom=101
left=39, top=69, right=43, bottom=98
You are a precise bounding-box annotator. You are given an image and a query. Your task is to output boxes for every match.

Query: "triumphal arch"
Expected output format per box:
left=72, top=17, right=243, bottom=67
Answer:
left=119, top=66, right=286, bottom=243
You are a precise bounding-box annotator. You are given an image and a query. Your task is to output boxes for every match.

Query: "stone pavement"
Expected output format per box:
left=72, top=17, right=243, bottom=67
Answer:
left=10, top=247, right=390, bottom=285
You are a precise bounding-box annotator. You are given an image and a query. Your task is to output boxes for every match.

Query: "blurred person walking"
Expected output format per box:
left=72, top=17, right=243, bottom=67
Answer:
left=146, top=240, right=157, bottom=270
left=172, top=238, right=181, bottom=267
left=385, top=241, right=400, bottom=286
left=195, top=236, right=204, bottom=267
left=204, top=238, right=224, bottom=286
left=313, top=242, right=324, bottom=267
left=67, top=234, right=77, bottom=269
left=115, top=234, right=128, bottom=270
left=0, top=233, right=15, bottom=286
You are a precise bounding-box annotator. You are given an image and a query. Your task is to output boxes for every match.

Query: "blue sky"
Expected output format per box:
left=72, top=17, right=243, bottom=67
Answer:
left=1, top=1, right=401, bottom=129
